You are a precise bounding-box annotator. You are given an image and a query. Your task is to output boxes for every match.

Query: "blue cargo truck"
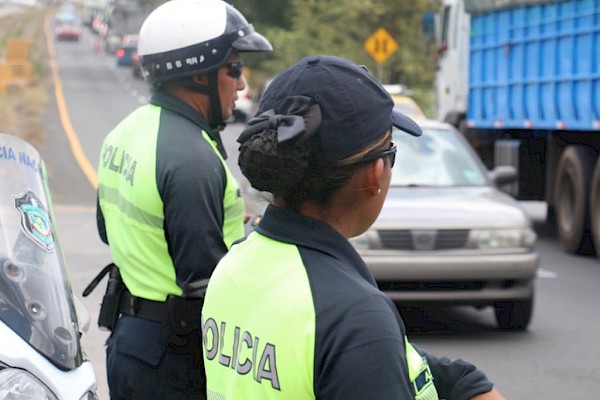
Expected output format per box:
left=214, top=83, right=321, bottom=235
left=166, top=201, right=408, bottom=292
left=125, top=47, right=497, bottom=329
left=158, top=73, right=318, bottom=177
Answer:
left=434, top=0, right=600, bottom=257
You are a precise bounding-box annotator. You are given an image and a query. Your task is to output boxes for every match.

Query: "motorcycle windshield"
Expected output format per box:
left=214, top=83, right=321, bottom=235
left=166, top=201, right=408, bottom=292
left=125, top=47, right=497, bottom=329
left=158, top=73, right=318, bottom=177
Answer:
left=0, top=134, right=83, bottom=370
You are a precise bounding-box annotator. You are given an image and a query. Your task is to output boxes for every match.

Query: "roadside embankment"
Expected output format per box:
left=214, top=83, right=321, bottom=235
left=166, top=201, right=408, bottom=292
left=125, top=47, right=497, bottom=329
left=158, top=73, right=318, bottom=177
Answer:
left=0, top=6, right=55, bottom=148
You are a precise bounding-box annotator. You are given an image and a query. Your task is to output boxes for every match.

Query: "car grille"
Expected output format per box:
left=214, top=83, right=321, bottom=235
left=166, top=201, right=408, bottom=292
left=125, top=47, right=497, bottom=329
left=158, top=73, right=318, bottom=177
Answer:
left=378, top=229, right=469, bottom=250
left=378, top=281, right=485, bottom=291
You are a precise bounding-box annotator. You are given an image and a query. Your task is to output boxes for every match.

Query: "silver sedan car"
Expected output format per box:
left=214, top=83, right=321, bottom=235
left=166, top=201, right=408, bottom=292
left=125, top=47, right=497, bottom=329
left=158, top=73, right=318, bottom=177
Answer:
left=350, top=119, right=539, bottom=331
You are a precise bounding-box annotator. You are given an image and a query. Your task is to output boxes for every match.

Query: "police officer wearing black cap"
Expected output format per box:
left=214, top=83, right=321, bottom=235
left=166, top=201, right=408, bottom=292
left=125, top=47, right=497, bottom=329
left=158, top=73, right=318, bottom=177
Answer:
left=201, top=55, right=506, bottom=400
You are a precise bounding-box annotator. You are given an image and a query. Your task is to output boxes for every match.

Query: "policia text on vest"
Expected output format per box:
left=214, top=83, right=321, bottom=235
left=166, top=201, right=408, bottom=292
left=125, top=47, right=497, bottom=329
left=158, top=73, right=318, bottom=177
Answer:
left=100, top=144, right=138, bottom=186
left=201, top=314, right=437, bottom=399
left=203, top=316, right=280, bottom=390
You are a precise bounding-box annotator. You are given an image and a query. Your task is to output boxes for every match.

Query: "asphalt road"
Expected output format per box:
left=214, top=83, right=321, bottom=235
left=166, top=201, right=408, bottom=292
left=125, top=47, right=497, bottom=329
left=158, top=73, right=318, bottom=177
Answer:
left=30, top=18, right=600, bottom=400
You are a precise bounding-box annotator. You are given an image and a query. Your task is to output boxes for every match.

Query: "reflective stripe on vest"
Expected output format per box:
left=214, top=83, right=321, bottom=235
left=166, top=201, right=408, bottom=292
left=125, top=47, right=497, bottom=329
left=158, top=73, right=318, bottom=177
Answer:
left=405, top=338, right=440, bottom=400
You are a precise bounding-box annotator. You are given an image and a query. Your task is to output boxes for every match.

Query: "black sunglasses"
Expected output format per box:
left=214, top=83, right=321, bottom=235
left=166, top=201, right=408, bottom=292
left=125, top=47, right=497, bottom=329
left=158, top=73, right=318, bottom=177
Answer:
left=350, top=144, right=397, bottom=168
left=224, top=62, right=244, bottom=80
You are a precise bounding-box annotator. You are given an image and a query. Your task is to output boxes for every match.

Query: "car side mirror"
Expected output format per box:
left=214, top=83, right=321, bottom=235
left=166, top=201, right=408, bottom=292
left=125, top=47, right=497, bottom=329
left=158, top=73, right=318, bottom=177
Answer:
left=489, top=165, right=518, bottom=187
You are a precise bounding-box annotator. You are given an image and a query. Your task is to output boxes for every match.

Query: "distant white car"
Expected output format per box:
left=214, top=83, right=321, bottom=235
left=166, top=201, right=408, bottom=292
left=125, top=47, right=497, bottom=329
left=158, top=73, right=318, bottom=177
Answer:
left=54, top=12, right=81, bottom=42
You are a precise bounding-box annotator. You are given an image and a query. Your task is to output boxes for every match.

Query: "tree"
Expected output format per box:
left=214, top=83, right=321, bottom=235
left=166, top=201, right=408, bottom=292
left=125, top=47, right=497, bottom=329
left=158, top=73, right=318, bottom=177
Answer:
left=231, top=0, right=294, bottom=31
left=234, top=0, right=441, bottom=114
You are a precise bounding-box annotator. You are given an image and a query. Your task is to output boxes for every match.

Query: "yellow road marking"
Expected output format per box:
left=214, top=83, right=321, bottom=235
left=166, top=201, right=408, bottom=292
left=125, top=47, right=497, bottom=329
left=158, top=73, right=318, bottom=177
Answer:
left=44, top=15, right=98, bottom=189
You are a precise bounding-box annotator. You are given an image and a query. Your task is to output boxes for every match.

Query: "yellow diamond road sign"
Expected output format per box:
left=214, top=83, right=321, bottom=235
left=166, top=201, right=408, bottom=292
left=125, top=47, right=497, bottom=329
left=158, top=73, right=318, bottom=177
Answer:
left=364, top=28, right=398, bottom=64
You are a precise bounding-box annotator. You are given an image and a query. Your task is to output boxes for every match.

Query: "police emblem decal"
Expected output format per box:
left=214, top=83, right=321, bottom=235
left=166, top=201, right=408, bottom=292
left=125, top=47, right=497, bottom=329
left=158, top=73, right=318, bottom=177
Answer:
left=14, top=190, right=55, bottom=252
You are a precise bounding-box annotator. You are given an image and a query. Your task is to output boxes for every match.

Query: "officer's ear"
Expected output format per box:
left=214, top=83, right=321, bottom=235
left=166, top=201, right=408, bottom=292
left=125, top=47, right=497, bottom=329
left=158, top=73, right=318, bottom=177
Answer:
left=192, top=74, right=209, bottom=85
left=362, top=158, right=385, bottom=197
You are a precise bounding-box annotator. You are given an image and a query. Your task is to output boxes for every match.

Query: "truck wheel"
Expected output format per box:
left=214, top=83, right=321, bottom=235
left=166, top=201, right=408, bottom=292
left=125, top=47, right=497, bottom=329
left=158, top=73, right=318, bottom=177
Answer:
left=554, top=145, right=596, bottom=254
left=494, top=294, right=533, bottom=331
left=589, top=160, right=600, bottom=259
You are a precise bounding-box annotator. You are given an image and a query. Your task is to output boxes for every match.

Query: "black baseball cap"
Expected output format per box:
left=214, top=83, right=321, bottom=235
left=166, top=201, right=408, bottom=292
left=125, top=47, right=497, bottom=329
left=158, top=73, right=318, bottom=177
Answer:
left=257, top=55, right=422, bottom=166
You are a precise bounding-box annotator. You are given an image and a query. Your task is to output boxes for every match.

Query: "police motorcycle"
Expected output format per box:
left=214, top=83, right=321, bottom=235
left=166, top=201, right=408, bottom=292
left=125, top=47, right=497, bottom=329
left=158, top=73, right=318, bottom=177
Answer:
left=0, top=133, right=98, bottom=399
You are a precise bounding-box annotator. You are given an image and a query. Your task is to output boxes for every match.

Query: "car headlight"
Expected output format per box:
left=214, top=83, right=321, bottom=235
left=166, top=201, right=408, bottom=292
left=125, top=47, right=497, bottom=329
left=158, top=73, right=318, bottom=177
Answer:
left=468, top=228, right=537, bottom=249
left=0, top=368, right=58, bottom=400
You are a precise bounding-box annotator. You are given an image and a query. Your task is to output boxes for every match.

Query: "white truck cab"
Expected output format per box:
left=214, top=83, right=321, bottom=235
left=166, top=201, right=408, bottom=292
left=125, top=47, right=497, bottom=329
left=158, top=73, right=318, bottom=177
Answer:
left=434, top=0, right=470, bottom=127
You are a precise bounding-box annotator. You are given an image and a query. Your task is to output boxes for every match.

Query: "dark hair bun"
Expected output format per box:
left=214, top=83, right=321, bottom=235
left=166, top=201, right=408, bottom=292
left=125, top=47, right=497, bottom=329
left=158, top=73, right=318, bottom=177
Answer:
left=238, top=129, right=311, bottom=195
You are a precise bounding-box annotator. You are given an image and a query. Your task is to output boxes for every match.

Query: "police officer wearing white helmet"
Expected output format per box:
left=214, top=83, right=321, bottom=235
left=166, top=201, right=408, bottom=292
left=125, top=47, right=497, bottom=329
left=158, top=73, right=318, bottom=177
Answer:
left=93, top=0, right=272, bottom=398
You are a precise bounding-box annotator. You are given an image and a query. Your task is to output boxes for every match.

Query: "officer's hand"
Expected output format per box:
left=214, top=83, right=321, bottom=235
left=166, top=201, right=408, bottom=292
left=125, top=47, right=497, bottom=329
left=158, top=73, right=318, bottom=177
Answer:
left=244, top=214, right=262, bottom=226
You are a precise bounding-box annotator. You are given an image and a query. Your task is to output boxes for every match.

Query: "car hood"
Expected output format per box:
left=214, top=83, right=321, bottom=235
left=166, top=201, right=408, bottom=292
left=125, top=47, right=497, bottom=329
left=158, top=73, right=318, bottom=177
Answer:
left=375, top=186, right=531, bottom=230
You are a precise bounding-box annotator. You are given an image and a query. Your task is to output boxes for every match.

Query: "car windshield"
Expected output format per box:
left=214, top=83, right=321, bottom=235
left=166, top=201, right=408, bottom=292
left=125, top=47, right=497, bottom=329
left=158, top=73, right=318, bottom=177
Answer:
left=390, top=126, right=488, bottom=187
left=55, top=11, right=77, bottom=25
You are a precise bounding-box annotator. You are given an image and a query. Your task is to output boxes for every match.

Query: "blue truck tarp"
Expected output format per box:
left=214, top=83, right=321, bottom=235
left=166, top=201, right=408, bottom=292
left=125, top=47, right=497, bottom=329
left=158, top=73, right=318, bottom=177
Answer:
left=464, top=0, right=569, bottom=13
left=466, top=0, right=600, bottom=131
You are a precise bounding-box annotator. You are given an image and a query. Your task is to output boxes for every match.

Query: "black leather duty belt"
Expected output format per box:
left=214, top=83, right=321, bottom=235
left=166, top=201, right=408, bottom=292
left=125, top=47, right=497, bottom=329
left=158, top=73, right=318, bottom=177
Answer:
left=120, top=291, right=168, bottom=323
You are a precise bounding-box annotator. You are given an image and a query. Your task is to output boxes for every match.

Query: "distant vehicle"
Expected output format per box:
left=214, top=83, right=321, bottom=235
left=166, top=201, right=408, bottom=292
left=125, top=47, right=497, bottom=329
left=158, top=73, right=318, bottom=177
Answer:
left=391, top=95, right=426, bottom=120
left=131, top=50, right=142, bottom=79
left=350, top=119, right=539, bottom=331
left=55, top=21, right=81, bottom=42
left=83, top=8, right=101, bottom=28
left=115, top=35, right=138, bottom=66
left=232, top=77, right=254, bottom=123
left=433, top=0, right=600, bottom=258
left=103, top=33, right=121, bottom=55
left=383, top=84, right=426, bottom=120
left=91, top=15, right=104, bottom=35
left=54, top=13, right=80, bottom=42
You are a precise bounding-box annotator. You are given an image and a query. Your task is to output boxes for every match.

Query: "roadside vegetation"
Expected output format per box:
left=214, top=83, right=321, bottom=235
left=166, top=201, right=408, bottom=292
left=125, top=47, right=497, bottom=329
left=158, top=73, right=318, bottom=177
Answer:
left=108, top=0, right=442, bottom=117
left=0, top=8, right=54, bottom=148
left=235, top=0, right=440, bottom=116
left=0, top=0, right=440, bottom=143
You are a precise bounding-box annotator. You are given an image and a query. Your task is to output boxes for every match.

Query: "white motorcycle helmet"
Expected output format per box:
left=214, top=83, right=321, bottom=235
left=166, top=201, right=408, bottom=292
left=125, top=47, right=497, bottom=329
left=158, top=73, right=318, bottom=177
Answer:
left=138, top=0, right=272, bottom=84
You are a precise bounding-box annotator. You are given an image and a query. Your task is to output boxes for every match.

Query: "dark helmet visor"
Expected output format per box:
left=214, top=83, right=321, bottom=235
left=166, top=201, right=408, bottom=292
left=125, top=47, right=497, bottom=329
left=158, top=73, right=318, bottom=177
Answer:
left=225, top=3, right=272, bottom=52
left=231, top=26, right=273, bottom=52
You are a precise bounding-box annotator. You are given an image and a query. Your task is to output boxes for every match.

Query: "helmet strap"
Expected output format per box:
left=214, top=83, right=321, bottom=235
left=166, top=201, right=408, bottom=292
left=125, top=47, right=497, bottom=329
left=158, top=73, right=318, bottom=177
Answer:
left=207, top=69, right=226, bottom=132
left=167, top=72, right=228, bottom=157
left=178, top=72, right=226, bottom=129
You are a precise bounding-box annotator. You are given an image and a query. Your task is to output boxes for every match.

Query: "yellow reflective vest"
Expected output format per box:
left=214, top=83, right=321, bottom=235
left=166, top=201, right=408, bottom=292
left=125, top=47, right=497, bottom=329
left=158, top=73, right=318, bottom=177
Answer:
left=97, top=91, right=245, bottom=301
left=202, top=205, right=439, bottom=399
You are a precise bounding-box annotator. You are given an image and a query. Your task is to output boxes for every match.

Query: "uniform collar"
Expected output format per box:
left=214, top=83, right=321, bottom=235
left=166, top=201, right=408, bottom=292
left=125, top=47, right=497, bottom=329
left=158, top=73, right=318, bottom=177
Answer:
left=255, top=204, right=378, bottom=285
left=150, top=90, right=228, bottom=158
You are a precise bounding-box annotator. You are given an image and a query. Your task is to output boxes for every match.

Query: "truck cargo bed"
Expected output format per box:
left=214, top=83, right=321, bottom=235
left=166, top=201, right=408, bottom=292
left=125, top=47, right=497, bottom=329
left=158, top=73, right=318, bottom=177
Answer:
left=467, top=0, right=600, bottom=131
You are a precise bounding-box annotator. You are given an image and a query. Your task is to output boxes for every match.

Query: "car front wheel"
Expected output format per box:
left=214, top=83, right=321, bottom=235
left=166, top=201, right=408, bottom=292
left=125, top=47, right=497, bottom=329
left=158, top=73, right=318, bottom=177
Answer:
left=494, top=293, right=534, bottom=331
